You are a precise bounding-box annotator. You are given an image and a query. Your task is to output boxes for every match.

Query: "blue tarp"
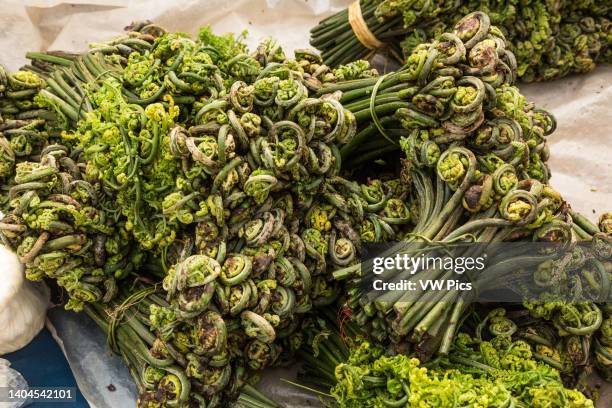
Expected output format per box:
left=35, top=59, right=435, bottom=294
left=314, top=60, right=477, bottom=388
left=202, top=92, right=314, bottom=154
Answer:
left=5, top=328, right=88, bottom=408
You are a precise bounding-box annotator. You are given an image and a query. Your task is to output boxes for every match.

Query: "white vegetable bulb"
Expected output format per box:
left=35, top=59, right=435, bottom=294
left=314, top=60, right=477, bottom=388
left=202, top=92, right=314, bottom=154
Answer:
left=0, top=245, right=49, bottom=355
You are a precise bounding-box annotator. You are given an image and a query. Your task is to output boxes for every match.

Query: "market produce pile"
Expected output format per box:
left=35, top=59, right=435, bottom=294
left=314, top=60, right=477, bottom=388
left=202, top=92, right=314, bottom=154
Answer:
left=310, top=0, right=611, bottom=81
left=0, top=22, right=413, bottom=407
left=0, top=9, right=610, bottom=408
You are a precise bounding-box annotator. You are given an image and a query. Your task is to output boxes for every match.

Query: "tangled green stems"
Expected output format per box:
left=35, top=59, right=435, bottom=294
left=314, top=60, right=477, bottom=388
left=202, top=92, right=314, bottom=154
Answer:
left=44, top=27, right=369, bottom=261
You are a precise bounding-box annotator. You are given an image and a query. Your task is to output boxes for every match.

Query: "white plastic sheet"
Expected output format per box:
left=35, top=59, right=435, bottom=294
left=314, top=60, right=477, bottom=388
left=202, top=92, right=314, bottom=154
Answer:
left=46, top=309, right=139, bottom=408
left=0, top=1, right=610, bottom=407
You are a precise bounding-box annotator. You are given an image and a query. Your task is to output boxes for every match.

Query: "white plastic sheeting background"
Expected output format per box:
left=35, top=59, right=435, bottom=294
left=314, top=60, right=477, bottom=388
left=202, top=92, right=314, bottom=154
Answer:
left=0, top=1, right=610, bottom=407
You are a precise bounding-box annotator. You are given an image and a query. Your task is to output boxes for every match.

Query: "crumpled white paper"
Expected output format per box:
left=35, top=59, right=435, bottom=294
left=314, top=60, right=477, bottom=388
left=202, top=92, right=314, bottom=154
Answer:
left=1, top=1, right=610, bottom=407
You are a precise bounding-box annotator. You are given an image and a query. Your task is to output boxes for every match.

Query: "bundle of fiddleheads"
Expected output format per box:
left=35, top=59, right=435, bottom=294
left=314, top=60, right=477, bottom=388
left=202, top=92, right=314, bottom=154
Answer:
left=0, top=23, right=414, bottom=406
left=293, top=307, right=595, bottom=407
left=317, top=12, right=556, bottom=180
left=310, top=0, right=610, bottom=82
left=1, top=24, right=368, bottom=305
left=0, top=23, right=164, bottom=310
left=319, top=14, right=571, bottom=359
left=84, top=290, right=282, bottom=408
